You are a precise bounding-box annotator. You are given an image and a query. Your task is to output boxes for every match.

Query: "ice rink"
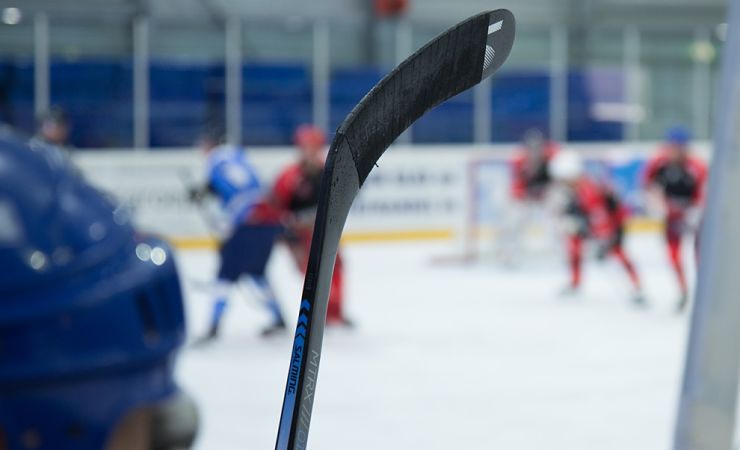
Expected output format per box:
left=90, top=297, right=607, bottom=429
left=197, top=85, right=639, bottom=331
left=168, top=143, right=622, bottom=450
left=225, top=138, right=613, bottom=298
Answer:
left=176, top=233, right=692, bottom=450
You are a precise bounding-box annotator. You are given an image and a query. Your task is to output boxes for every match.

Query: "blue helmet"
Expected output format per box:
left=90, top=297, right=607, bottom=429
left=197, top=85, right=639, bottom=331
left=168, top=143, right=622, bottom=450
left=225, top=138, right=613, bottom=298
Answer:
left=665, top=125, right=691, bottom=147
left=0, top=130, right=195, bottom=449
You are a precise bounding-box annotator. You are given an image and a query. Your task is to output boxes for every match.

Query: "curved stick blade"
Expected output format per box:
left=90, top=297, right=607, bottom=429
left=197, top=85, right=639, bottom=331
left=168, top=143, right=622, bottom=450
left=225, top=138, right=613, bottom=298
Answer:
left=276, top=9, right=515, bottom=450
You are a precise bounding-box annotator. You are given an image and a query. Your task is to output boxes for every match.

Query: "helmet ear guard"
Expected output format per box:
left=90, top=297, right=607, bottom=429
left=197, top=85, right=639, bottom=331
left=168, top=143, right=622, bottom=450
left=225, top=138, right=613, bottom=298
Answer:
left=0, top=133, right=196, bottom=450
left=150, top=391, right=199, bottom=450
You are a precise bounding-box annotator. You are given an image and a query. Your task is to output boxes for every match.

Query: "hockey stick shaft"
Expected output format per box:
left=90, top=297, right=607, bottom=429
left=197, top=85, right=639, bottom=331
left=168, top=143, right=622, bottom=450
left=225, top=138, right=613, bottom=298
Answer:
left=276, top=10, right=515, bottom=450
left=176, top=169, right=224, bottom=239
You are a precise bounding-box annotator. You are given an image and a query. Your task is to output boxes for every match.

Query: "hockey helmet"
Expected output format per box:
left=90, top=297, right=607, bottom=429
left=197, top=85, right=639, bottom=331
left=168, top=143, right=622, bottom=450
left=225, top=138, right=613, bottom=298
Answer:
left=665, top=125, right=691, bottom=147
left=0, top=131, right=196, bottom=450
left=293, top=124, right=326, bottom=151
left=549, top=150, right=584, bottom=181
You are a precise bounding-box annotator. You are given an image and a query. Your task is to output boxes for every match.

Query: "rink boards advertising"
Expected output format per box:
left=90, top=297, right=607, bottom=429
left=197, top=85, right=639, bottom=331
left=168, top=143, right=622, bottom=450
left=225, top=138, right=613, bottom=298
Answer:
left=74, top=142, right=710, bottom=247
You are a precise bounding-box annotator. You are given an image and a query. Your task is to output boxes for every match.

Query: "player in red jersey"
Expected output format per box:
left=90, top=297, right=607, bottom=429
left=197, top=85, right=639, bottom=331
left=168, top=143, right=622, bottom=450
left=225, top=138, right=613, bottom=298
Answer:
left=271, top=124, right=352, bottom=326
left=643, top=126, right=707, bottom=311
left=498, top=129, right=559, bottom=265
left=550, top=151, right=644, bottom=305
left=510, top=128, right=559, bottom=202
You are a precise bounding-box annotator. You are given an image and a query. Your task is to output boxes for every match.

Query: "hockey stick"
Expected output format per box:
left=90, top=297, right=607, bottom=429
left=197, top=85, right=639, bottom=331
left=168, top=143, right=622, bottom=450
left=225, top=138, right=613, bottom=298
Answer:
left=176, top=168, right=225, bottom=239
left=275, top=10, right=516, bottom=450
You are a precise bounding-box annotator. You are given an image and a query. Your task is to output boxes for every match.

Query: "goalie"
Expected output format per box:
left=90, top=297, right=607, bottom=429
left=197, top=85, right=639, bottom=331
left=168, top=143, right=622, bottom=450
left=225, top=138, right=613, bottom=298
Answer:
left=498, top=129, right=559, bottom=265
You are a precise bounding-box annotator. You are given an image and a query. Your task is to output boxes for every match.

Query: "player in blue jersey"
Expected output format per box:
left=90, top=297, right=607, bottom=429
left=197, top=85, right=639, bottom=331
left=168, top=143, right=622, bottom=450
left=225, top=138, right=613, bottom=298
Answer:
left=0, top=130, right=198, bottom=450
left=189, top=128, right=287, bottom=341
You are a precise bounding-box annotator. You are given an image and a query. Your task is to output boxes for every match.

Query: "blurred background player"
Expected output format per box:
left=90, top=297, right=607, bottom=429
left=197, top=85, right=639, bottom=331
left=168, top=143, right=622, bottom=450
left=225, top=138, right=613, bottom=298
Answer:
left=189, top=127, right=286, bottom=341
left=550, top=151, right=644, bottom=305
left=498, top=128, right=559, bottom=265
left=34, top=106, right=71, bottom=148
left=0, top=131, right=198, bottom=449
left=510, top=129, right=558, bottom=202
left=28, top=106, right=74, bottom=167
left=272, top=124, right=352, bottom=326
left=643, top=126, right=707, bottom=311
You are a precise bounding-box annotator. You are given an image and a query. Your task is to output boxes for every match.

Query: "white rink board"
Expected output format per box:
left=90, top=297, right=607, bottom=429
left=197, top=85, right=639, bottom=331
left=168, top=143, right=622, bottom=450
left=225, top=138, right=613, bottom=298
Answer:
left=73, top=142, right=710, bottom=243
left=74, top=145, right=486, bottom=240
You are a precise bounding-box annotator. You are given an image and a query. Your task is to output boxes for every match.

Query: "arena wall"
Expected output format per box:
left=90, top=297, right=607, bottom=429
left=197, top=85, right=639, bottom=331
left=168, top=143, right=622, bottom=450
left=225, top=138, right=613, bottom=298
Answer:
left=73, top=142, right=711, bottom=248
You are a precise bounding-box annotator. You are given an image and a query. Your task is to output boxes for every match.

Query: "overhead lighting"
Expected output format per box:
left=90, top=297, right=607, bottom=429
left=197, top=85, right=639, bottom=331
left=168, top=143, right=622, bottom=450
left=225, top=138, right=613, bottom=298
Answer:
left=690, top=40, right=716, bottom=63
left=2, top=7, right=22, bottom=25
left=591, top=102, right=646, bottom=123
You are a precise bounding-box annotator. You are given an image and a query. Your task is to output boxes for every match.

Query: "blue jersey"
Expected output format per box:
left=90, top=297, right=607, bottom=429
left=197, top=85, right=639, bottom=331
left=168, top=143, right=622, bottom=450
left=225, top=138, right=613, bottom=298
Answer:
left=206, top=145, right=263, bottom=225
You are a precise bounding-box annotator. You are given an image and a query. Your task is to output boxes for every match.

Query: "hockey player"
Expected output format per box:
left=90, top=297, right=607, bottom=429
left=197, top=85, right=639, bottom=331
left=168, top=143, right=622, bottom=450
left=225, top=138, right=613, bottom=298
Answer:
left=28, top=107, right=75, bottom=167
left=643, top=126, right=707, bottom=311
left=272, top=124, right=352, bottom=326
left=499, top=129, right=559, bottom=265
left=33, top=106, right=72, bottom=147
left=190, top=128, right=287, bottom=340
left=510, top=128, right=558, bottom=202
left=0, top=132, right=198, bottom=449
left=550, top=151, right=644, bottom=305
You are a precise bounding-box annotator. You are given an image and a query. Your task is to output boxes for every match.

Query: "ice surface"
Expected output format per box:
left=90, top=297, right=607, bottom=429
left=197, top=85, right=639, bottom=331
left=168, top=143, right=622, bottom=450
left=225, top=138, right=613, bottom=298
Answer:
left=175, top=233, right=692, bottom=450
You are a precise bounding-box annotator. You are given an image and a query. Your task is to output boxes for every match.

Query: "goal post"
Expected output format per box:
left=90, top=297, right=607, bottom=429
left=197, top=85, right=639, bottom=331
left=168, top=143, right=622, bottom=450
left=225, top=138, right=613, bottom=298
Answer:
left=673, top=1, right=740, bottom=448
left=462, top=150, right=564, bottom=264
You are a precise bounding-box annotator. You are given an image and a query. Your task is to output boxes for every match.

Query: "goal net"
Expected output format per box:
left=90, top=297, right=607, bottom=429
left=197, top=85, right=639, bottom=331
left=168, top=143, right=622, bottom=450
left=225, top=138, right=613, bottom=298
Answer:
left=462, top=151, right=563, bottom=265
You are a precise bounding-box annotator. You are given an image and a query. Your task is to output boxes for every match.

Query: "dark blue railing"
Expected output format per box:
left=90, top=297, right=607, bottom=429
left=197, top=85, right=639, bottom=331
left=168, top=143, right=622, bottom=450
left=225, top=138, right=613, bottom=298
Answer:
left=0, top=59, right=625, bottom=148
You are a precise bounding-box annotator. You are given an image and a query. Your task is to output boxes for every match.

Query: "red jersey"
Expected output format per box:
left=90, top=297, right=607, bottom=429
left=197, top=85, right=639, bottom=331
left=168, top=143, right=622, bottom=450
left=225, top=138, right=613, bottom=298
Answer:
left=565, top=177, right=628, bottom=240
left=643, top=148, right=707, bottom=211
left=273, top=163, right=323, bottom=214
left=510, top=143, right=558, bottom=200
left=246, top=200, right=283, bottom=224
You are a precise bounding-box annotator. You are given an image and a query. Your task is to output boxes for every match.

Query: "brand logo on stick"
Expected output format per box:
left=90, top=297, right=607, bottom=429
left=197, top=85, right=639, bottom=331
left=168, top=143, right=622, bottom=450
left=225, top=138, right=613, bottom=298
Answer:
left=483, top=20, right=503, bottom=72
left=296, top=349, right=320, bottom=450
left=488, top=20, right=503, bottom=35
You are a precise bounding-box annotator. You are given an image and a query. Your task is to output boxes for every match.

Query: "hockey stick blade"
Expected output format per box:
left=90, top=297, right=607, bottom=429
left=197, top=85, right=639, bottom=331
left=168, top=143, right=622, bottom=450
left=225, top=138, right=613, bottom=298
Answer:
left=275, top=9, right=515, bottom=450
